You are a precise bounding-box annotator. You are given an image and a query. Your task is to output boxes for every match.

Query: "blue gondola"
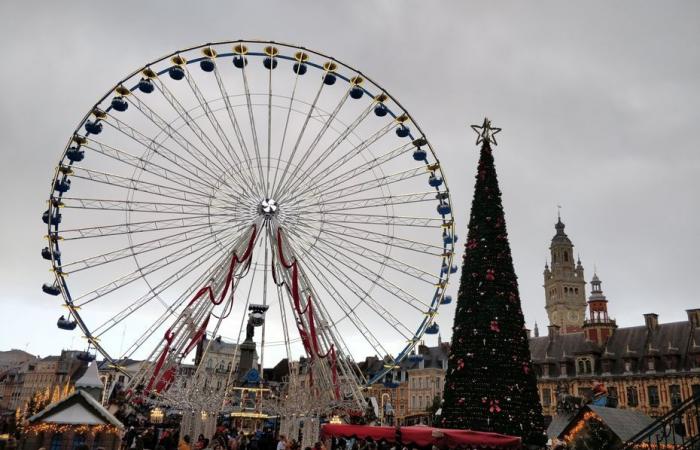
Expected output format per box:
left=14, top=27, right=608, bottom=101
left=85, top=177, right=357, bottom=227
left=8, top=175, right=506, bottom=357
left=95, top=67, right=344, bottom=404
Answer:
left=437, top=202, right=451, bottom=215
left=233, top=56, right=248, bottom=68
left=200, top=59, right=215, bottom=72
left=441, top=295, right=453, bottom=305
left=293, top=63, right=307, bottom=75
left=54, top=179, right=71, bottom=193
left=428, top=173, right=443, bottom=187
left=450, top=265, right=458, bottom=274
left=111, top=96, right=128, bottom=112
left=350, top=86, right=364, bottom=99
left=41, top=247, right=60, bottom=260
left=374, top=104, right=388, bottom=117
left=42, top=210, right=61, bottom=225
left=263, top=57, right=278, bottom=70
left=77, top=352, right=96, bottom=362
left=413, top=147, right=427, bottom=161
left=138, top=78, right=154, bottom=93
left=66, top=147, right=84, bottom=162
left=84, top=120, right=102, bottom=135
left=323, top=73, right=337, bottom=85
left=57, top=316, right=77, bottom=330
left=396, top=125, right=410, bottom=138
left=168, top=66, right=185, bottom=80
left=425, top=323, right=440, bottom=335
left=441, top=263, right=449, bottom=275
left=443, top=233, right=458, bottom=245
left=42, top=283, right=60, bottom=296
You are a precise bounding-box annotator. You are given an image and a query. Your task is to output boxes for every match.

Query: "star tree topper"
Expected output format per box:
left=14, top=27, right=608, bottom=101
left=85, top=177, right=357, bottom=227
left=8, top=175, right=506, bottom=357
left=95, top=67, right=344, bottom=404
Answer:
left=471, top=117, right=502, bottom=146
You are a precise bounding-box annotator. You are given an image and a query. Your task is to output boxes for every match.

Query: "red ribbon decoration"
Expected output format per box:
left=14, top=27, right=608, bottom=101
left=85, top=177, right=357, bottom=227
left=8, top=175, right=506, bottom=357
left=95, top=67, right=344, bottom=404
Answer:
left=146, top=329, right=175, bottom=392
left=277, top=229, right=339, bottom=398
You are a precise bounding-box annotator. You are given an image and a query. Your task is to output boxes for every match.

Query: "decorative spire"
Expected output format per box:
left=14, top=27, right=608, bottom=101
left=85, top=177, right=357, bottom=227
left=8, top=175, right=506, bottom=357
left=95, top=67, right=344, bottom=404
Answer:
left=534, top=322, right=540, bottom=338
left=470, top=117, right=502, bottom=146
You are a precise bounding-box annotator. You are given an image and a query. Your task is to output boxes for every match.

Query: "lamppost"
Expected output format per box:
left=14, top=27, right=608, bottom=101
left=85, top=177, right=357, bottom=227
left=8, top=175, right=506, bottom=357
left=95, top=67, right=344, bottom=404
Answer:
left=380, top=393, right=391, bottom=425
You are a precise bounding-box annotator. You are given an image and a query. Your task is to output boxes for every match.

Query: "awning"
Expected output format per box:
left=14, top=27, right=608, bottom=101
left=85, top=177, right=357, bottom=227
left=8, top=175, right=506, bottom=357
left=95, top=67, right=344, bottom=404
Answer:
left=321, top=424, right=521, bottom=449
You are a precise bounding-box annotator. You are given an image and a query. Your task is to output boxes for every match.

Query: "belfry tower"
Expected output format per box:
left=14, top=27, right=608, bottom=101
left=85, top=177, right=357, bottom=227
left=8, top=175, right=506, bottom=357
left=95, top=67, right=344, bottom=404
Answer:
left=543, top=216, right=587, bottom=333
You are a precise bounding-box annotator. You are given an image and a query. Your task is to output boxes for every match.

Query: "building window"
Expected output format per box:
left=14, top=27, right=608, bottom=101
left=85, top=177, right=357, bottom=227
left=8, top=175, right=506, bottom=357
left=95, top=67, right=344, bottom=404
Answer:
left=669, top=385, right=682, bottom=407
left=648, top=385, right=660, bottom=407
left=542, top=388, right=551, bottom=407
left=577, top=357, right=593, bottom=375
left=692, top=384, right=700, bottom=398
left=627, top=386, right=639, bottom=407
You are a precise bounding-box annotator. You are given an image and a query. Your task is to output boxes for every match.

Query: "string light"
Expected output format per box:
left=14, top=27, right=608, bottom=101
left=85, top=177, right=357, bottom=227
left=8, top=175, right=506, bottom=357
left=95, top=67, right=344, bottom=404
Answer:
left=24, top=423, right=120, bottom=436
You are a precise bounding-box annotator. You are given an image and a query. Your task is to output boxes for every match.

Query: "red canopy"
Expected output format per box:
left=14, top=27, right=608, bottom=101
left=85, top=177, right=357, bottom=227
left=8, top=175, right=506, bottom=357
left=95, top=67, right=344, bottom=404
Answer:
left=320, top=424, right=521, bottom=449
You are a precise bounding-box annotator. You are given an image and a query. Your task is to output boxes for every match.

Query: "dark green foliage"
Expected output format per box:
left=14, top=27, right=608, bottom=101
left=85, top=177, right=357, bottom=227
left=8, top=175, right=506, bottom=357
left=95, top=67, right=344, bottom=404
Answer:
left=440, top=140, right=546, bottom=446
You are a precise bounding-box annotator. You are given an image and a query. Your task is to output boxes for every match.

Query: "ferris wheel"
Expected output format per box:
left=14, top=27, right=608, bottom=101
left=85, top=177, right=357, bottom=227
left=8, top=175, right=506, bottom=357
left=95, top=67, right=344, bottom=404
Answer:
left=42, top=40, right=457, bottom=410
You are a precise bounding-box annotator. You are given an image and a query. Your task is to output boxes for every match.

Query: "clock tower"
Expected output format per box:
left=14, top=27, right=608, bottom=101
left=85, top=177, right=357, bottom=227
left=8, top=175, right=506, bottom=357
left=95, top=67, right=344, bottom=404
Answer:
left=543, top=215, right=587, bottom=333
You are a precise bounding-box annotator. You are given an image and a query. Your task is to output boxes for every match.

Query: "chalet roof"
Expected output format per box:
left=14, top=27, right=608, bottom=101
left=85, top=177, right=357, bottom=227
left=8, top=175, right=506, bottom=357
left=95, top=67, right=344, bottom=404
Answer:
left=558, top=405, right=683, bottom=443
left=29, top=389, right=123, bottom=428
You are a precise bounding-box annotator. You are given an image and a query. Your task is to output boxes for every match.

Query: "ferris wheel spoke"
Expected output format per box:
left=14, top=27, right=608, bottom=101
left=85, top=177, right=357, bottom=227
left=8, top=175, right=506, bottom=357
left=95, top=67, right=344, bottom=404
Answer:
left=300, top=219, right=444, bottom=254
left=275, top=87, right=352, bottom=199
left=271, top=78, right=326, bottom=199
left=314, top=166, right=425, bottom=204
left=92, top=234, right=236, bottom=337
left=308, top=226, right=441, bottom=283
left=143, top=82, right=260, bottom=205
left=239, top=63, right=267, bottom=194
left=182, top=65, right=263, bottom=195
left=58, top=214, right=234, bottom=240
left=105, top=105, right=228, bottom=190
left=60, top=197, right=225, bottom=216
left=292, top=227, right=435, bottom=307
left=295, top=191, right=440, bottom=214
left=299, top=211, right=443, bottom=228
left=212, top=64, right=263, bottom=193
left=281, top=105, right=392, bottom=201
left=70, top=167, right=214, bottom=205
left=270, top=67, right=302, bottom=200
left=293, top=250, right=393, bottom=360
left=152, top=78, right=239, bottom=177
left=61, top=222, right=220, bottom=273
left=282, top=229, right=413, bottom=338
left=73, top=226, right=237, bottom=307
left=290, top=140, right=414, bottom=202
left=83, top=139, right=218, bottom=197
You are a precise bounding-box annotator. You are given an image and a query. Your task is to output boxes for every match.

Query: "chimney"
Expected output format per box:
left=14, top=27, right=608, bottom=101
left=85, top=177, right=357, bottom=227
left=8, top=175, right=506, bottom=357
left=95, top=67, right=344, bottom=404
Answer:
left=644, top=313, right=659, bottom=331
left=548, top=324, right=560, bottom=341
left=687, top=309, right=700, bottom=328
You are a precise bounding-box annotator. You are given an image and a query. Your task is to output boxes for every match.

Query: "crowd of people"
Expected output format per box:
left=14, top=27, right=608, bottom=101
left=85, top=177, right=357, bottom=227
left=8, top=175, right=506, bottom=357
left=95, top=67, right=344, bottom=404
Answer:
left=121, top=426, right=324, bottom=450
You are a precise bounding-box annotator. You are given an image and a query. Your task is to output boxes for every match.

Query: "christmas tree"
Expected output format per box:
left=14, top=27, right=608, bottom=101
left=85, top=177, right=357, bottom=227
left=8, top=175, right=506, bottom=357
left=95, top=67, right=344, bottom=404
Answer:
left=441, top=119, right=546, bottom=446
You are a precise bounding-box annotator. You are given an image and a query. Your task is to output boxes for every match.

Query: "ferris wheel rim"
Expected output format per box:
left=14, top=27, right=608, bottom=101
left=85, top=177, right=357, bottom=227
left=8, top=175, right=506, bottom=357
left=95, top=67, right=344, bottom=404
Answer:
left=44, top=39, right=457, bottom=385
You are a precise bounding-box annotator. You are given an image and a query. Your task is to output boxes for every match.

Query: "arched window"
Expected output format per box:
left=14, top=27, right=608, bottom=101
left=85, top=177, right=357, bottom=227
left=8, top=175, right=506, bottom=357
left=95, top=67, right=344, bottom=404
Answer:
left=564, top=251, right=569, bottom=262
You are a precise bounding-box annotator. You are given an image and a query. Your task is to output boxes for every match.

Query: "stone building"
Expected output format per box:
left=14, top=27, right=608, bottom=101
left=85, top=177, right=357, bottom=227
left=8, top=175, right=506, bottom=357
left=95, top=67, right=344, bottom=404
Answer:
left=543, top=217, right=587, bottom=334
left=530, top=218, right=700, bottom=437
left=16, top=351, right=87, bottom=412
left=362, top=342, right=449, bottom=424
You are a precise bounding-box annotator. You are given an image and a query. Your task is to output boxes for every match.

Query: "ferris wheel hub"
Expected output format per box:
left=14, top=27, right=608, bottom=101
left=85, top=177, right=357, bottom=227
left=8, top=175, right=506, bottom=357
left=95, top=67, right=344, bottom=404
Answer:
left=259, top=198, right=278, bottom=218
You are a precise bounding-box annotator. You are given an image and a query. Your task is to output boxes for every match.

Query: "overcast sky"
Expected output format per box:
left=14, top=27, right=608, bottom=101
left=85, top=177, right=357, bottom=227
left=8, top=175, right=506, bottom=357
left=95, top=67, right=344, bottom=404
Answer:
left=1, top=0, right=698, bottom=360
